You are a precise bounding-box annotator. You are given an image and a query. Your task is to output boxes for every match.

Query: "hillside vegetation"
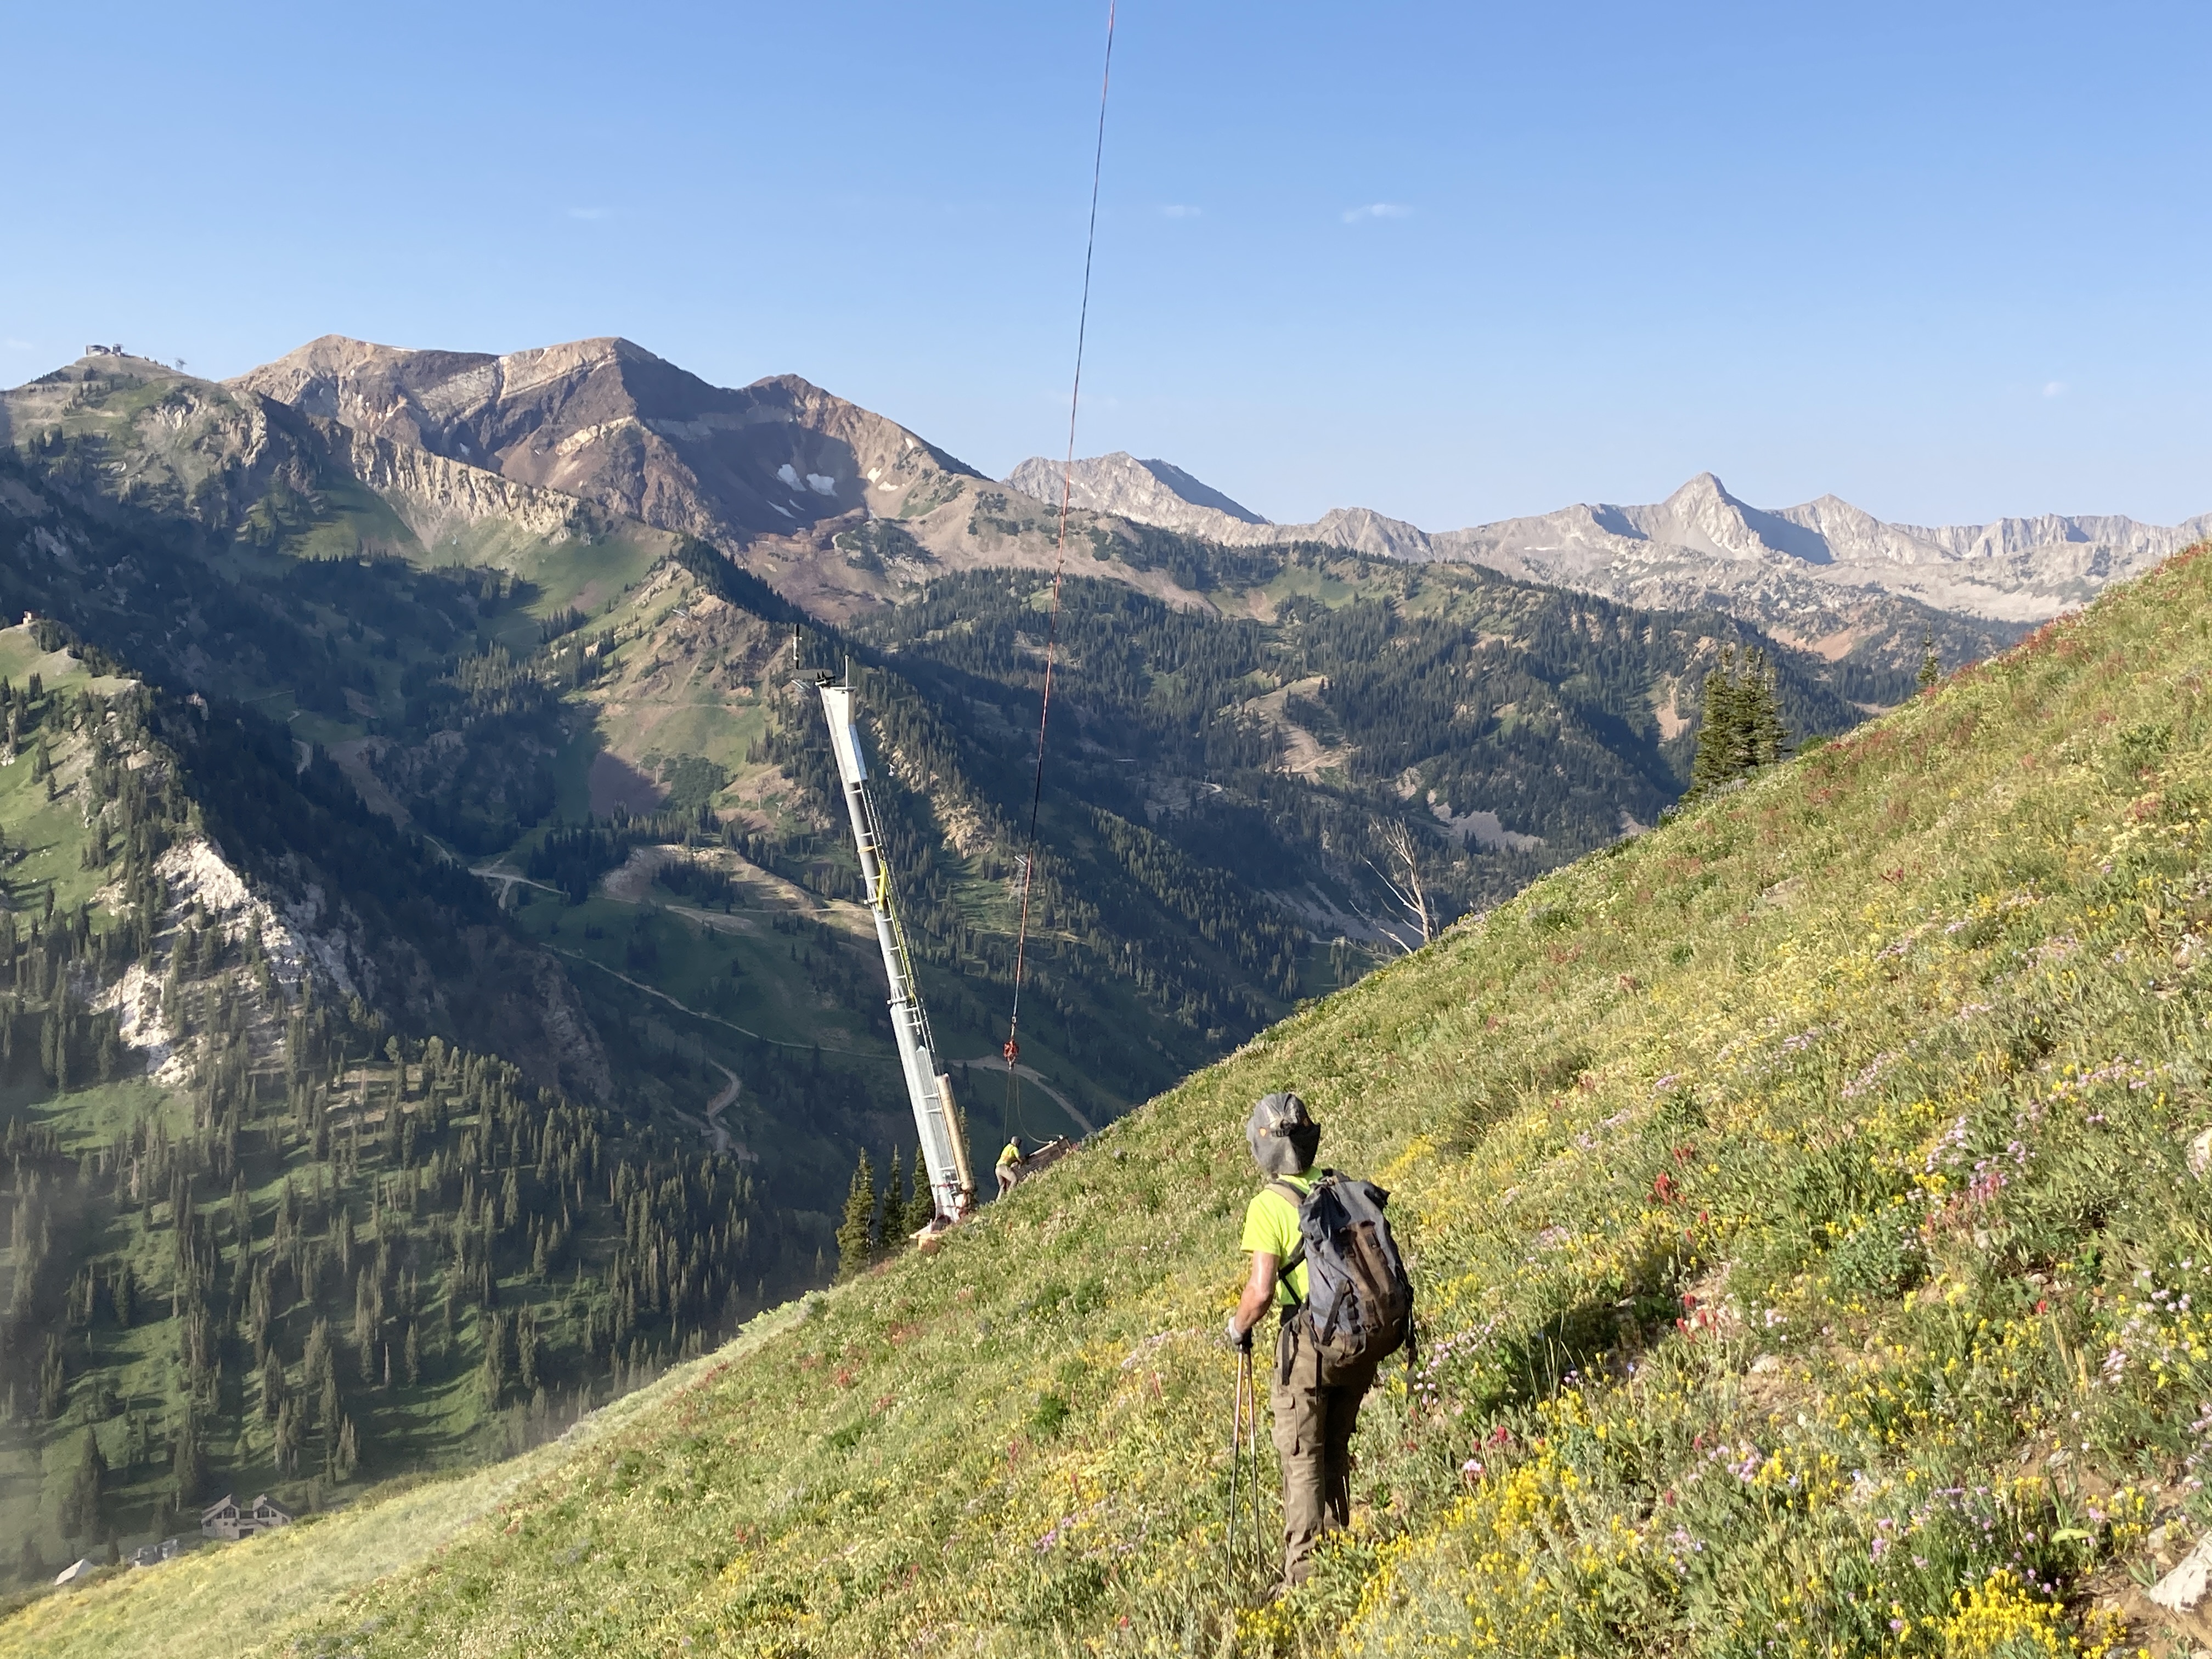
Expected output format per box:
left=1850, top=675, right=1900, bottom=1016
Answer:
left=0, top=627, right=786, bottom=1571
left=10, top=539, right=2212, bottom=1653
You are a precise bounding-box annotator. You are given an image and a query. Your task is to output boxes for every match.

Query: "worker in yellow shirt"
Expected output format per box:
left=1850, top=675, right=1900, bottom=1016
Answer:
left=1225, top=1091, right=1378, bottom=1590
left=995, top=1136, right=1025, bottom=1198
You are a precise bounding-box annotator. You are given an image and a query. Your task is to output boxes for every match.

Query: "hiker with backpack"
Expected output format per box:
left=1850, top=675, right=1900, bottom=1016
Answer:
left=1224, top=1091, right=1415, bottom=1589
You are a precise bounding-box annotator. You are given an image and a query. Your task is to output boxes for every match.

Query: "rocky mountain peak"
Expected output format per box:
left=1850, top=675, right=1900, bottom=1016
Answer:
left=1003, top=451, right=1268, bottom=539
left=238, top=336, right=984, bottom=549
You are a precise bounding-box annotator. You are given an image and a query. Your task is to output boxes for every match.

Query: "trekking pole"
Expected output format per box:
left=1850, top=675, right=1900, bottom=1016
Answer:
left=1224, top=1348, right=1245, bottom=1592
left=1243, top=1347, right=1265, bottom=1582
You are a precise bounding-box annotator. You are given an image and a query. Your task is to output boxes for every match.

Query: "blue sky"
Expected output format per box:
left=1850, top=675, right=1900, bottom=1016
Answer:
left=3, top=1, right=2207, bottom=529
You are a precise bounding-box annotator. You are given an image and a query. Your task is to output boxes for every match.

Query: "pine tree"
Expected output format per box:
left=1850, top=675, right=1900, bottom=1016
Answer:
left=39, top=1333, right=65, bottom=1419
left=273, top=1398, right=298, bottom=1473
left=517, top=1307, right=539, bottom=1393
left=883, top=1149, right=904, bottom=1254
left=1741, top=648, right=1790, bottom=768
left=834, top=1152, right=878, bottom=1282
left=902, top=1146, right=936, bottom=1235
left=1686, top=644, right=1791, bottom=800
left=59, top=1428, right=105, bottom=1540
left=1688, top=646, right=1746, bottom=800
left=1917, top=632, right=1942, bottom=692
left=354, top=1266, right=377, bottom=1379
left=479, top=1311, right=507, bottom=1406
left=171, top=1402, right=205, bottom=1507
left=260, top=1350, right=286, bottom=1421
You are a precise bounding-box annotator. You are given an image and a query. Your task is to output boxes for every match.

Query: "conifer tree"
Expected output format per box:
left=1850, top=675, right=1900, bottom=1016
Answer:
left=59, top=1427, right=105, bottom=1540
left=883, top=1149, right=904, bottom=1255
left=170, top=1402, right=205, bottom=1506
left=1688, top=645, right=1746, bottom=800
left=1686, top=644, right=1791, bottom=800
left=902, top=1146, right=936, bottom=1235
left=260, top=1350, right=286, bottom=1421
left=1917, top=632, right=1942, bottom=691
left=834, top=1151, right=878, bottom=1282
left=479, top=1311, right=507, bottom=1406
left=1741, top=648, right=1789, bottom=768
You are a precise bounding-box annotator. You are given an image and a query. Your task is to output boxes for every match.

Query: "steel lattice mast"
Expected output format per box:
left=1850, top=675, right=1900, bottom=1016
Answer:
left=813, top=677, right=975, bottom=1222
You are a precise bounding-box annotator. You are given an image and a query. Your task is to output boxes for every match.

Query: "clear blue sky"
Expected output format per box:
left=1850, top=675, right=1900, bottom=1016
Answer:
left=3, top=2, right=2207, bottom=530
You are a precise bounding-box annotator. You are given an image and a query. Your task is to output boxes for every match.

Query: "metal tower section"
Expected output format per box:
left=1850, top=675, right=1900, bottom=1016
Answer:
left=815, top=679, right=975, bottom=1221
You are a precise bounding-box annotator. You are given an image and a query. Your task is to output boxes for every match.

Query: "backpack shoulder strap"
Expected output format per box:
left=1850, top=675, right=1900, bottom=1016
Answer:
left=1263, top=1180, right=1309, bottom=1303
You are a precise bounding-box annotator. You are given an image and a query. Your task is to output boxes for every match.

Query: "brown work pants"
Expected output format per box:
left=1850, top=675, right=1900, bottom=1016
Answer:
left=1271, top=1317, right=1376, bottom=1585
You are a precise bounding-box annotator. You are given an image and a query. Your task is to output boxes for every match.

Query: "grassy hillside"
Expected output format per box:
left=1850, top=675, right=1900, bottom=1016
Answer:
left=13, top=541, right=2211, bottom=1651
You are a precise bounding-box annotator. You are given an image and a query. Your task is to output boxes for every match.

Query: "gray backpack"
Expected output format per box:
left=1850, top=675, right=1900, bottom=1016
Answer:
left=1269, top=1170, right=1415, bottom=1379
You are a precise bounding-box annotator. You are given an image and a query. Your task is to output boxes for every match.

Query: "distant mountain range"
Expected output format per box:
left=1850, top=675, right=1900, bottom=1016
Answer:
left=1005, top=451, right=2212, bottom=639
left=222, top=338, right=2025, bottom=679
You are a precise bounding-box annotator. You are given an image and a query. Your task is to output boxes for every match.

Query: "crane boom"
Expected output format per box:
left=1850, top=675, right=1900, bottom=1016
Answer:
left=814, top=678, right=975, bottom=1222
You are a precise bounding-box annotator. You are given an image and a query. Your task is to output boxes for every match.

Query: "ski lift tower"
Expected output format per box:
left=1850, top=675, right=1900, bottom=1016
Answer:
left=807, top=669, right=976, bottom=1224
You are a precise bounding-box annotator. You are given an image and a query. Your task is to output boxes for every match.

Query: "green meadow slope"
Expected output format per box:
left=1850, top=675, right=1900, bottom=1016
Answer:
left=13, top=548, right=2212, bottom=1653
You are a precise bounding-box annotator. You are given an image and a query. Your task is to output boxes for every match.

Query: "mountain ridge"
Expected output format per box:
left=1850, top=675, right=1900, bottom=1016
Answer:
left=1003, top=452, right=1269, bottom=534
left=1006, top=452, right=2212, bottom=628
left=233, top=334, right=988, bottom=551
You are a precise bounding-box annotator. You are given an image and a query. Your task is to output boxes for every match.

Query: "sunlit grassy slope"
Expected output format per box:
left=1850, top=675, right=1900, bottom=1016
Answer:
left=21, top=547, right=2212, bottom=1655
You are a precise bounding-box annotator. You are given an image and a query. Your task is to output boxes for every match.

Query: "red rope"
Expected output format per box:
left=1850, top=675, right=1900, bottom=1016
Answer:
left=1004, top=0, right=1117, bottom=1105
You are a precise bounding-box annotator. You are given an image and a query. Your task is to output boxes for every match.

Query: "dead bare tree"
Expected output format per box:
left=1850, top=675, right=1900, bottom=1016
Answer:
left=1367, top=821, right=1434, bottom=955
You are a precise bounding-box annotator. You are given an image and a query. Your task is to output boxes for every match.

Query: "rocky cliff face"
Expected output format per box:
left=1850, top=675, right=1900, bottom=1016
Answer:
left=318, top=419, right=610, bottom=549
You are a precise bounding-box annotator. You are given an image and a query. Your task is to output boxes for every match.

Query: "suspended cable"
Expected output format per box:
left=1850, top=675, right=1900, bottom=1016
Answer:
left=1003, top=0, right=1117, bottom=1135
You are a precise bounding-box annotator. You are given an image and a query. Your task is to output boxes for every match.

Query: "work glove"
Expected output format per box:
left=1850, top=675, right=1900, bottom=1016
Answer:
left=1224, top=1317, right=1253, bottom=1353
